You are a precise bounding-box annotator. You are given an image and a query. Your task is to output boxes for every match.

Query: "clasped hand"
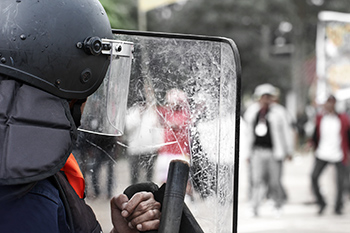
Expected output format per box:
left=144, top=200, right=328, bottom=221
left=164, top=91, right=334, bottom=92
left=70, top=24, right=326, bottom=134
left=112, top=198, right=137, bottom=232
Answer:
left=110, top=192, right=161, bottom=233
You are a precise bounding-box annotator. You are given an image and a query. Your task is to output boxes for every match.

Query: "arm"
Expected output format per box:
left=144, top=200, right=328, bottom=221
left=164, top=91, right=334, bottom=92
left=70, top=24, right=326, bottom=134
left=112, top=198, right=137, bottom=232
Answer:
left=110, top=192, right=161, bottom=233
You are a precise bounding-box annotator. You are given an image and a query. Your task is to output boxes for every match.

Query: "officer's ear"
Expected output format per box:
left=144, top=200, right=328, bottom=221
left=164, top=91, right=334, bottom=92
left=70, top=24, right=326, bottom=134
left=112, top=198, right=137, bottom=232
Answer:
left=80, top=101, right=87, bottom=115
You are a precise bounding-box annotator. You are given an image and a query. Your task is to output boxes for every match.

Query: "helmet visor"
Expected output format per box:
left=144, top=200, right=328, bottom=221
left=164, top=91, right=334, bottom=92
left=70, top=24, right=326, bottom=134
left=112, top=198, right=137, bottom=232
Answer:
left=79, top=40, right=133, bottom=136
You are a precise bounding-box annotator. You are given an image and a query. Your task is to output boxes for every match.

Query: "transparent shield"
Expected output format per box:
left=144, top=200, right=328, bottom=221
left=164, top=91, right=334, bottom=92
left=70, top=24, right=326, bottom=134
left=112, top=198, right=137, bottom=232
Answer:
left=73, top=30, right=241, bottom=233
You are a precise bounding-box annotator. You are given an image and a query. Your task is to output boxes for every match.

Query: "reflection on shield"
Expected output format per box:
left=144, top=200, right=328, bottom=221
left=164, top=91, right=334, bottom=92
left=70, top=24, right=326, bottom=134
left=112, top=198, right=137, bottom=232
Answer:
left=116, top=30, right=241, bottom=233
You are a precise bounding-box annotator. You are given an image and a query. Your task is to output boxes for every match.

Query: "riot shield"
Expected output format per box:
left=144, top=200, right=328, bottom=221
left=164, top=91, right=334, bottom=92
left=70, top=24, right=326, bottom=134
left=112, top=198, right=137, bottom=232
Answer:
left=74, top=30, right=241, bottom=233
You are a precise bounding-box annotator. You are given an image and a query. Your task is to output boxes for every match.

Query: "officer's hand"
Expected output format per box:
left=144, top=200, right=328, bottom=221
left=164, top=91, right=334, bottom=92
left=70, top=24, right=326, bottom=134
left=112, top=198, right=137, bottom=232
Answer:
left=110, top=192, right=161, bottom=233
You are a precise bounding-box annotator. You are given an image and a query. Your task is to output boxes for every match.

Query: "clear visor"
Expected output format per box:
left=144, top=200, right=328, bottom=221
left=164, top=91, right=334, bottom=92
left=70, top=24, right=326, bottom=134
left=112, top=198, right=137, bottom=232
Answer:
left=79, top=39, right=133, bottom=136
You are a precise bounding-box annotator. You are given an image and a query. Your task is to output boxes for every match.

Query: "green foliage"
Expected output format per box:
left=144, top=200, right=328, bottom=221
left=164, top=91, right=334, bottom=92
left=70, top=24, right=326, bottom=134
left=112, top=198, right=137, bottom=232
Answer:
left=100, top=0, right=138, bottom=29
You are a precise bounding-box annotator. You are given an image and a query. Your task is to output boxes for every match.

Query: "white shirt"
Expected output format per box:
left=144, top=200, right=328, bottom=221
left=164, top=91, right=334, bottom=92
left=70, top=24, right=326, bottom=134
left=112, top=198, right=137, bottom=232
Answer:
left=315, top=114, right=343, bottom=162
left=125, top=104, right=164, bottom=155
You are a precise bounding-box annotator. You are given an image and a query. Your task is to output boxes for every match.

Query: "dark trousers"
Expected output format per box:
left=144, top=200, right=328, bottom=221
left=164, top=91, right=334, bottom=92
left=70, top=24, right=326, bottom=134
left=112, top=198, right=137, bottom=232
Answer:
left=91, top=159, right=114, bottom=198
left=129, top=152, right=157, bottom=184
left=311, top=157, right=345, bottom=211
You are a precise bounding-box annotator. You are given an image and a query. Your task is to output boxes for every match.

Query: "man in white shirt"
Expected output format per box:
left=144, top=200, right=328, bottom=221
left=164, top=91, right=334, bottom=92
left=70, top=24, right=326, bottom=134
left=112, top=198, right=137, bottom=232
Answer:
left=311, top=95, right=350, bottom=215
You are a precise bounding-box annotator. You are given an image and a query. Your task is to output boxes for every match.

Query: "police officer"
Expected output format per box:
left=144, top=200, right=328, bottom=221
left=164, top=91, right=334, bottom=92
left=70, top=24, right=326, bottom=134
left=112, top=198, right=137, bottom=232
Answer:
left=0, top=1, right=160, bottom=232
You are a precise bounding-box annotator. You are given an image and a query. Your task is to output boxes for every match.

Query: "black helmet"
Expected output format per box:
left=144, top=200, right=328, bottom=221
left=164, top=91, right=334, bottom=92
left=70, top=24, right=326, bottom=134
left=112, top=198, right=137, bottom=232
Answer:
left=0, top=0, right=113, bottom=99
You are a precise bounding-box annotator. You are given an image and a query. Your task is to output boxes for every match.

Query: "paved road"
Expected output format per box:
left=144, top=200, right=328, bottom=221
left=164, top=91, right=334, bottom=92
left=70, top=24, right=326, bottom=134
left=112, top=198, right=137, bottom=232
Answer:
left=87, top=152, right=350, bottom=233
left=237, top=152, right=350, bottom=233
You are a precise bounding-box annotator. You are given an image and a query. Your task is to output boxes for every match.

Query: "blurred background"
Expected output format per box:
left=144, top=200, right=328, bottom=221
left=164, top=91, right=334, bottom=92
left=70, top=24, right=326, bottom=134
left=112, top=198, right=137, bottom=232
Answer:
left=101, top=0, right=350, bottom=122
left=84, top=1, right=350, bottom=232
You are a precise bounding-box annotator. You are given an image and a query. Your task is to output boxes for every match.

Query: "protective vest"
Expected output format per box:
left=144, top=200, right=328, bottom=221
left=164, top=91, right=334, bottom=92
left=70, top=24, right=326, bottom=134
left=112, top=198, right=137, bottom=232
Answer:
left=0, top=76, right=101, bottom=232
left=0, top=76, right=76, bottom=185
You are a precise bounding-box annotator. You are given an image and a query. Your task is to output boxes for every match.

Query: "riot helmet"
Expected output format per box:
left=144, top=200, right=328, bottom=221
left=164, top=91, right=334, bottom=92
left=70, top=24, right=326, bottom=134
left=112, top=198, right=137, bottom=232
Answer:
left=0, top=0, right=132, bottom=100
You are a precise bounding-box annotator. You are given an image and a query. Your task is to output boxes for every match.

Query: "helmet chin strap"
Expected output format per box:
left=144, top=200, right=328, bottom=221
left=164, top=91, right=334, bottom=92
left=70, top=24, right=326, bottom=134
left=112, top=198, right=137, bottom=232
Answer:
left=69, top=99, right=87, bottom=128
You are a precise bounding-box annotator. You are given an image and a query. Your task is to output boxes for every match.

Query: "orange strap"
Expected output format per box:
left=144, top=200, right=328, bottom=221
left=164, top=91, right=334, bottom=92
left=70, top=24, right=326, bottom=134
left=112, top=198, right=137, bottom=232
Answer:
left=60, top=153, right=85, bottom=199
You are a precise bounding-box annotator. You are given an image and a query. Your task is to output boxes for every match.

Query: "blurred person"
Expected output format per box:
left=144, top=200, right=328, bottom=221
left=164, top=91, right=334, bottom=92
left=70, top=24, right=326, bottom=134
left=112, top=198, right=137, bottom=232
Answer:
left=155, top=88, right=194, bottom=201
left=156, top=88, right=191, bottom=184
left=74, top=132, right=117, bottom=199
left=74, top=98, right=118, bottom=199
left=0, top=1, right=161, bottom=232
left=309, top=94, right=350, bottom=215
left=267, top=86, right=296, bottom=203
left=189, top=92, right=217, bottom=199
left=88, top=135, right=116, bottom=199
left=125, top=94, right=163, bottom=185
left=243, top=83, right=294, bottom=217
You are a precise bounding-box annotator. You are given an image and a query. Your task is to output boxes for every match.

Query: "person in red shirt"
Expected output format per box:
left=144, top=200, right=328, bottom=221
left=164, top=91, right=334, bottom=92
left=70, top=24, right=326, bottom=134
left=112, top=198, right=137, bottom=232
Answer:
left=156, top=88, right=191, bottom=184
